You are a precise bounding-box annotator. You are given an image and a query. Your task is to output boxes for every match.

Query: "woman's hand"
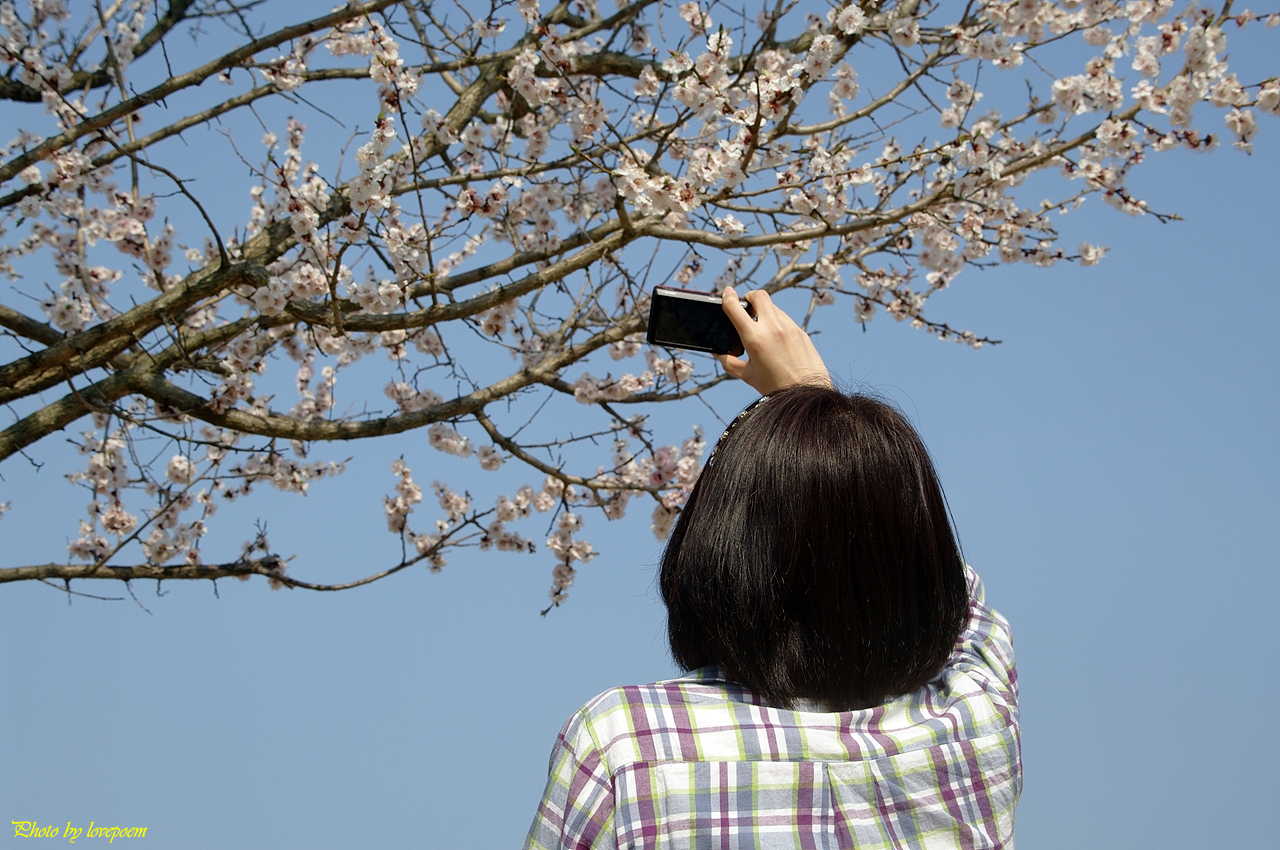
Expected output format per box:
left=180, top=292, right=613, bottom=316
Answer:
left=715, top=286, right=831, bottom=395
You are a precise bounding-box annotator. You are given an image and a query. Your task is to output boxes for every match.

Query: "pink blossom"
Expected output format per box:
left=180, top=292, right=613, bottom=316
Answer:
left=100, top=502, right=137, bottom=535
left=428, top=423, right=473, bottom=457
left=477, top=446, right=505, bottom=471
left=679, top=2, right=711, bottom=35
left=651, top=503, right=679, bottom=540
left=573, top=373, right=602, bottom=403
left=433, top=482, right=471, bottom=521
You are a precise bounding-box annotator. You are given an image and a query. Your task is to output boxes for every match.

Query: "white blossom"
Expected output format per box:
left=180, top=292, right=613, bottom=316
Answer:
left=830, top=5, right=867, bottom=35
left=166, top=455, right=197, bottom=485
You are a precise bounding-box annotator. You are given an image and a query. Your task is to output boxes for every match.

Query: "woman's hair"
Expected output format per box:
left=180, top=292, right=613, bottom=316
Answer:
left=659, top=384, right=969, bottom=710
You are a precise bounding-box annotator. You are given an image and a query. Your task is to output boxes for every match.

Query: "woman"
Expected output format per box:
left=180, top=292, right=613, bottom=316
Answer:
left=523, top=288, right=1020, bottom=849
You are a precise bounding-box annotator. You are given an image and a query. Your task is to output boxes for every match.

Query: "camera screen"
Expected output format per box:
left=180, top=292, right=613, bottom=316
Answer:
left=647, top=289, right=743, bottom=355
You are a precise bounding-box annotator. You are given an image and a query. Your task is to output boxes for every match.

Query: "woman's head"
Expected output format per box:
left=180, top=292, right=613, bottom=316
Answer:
left=659, top=384, right=969, bottom=710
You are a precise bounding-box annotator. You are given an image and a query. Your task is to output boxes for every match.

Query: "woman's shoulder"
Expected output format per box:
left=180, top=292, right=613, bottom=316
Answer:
left=575, top=666, right=747, bottom=719
left=555, top=667, right=776, bottom=772
left=950, top=564, right=1018, bottom=710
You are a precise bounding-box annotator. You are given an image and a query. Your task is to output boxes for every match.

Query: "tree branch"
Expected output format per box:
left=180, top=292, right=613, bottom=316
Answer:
left=0, top=0, right=200, bottom=102
left=0, top=262, right=269, bottom=408
left=0, top=303, right=64, bottom=347
left=0, top=0, right=401, bottom=185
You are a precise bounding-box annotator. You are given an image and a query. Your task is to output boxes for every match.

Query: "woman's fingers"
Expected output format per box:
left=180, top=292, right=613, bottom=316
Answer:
left=718, top=285, right=830, bottom=395
left=720, top=285, right=757, bottom=336
left=714, top=352, right=746, bottom=379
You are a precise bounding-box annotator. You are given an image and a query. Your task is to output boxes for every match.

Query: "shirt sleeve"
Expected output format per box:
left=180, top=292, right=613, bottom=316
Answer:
left=948, top=565, right=1018, bottom=710
left=522, top=708, right=617, bottom=850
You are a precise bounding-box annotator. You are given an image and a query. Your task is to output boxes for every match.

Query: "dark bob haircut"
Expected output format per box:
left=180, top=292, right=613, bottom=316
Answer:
left=659, top=385, right=969, bottom=711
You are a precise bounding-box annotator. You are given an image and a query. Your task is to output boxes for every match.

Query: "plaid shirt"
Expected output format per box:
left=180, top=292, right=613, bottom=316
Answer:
left=524, top=566, right=1019, bottom=850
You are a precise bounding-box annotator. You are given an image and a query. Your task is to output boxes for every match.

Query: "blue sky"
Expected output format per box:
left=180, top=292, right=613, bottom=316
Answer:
left=3, top=10, right=1279, bottom=850
left=5, top=132, right=1276, bottom=848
